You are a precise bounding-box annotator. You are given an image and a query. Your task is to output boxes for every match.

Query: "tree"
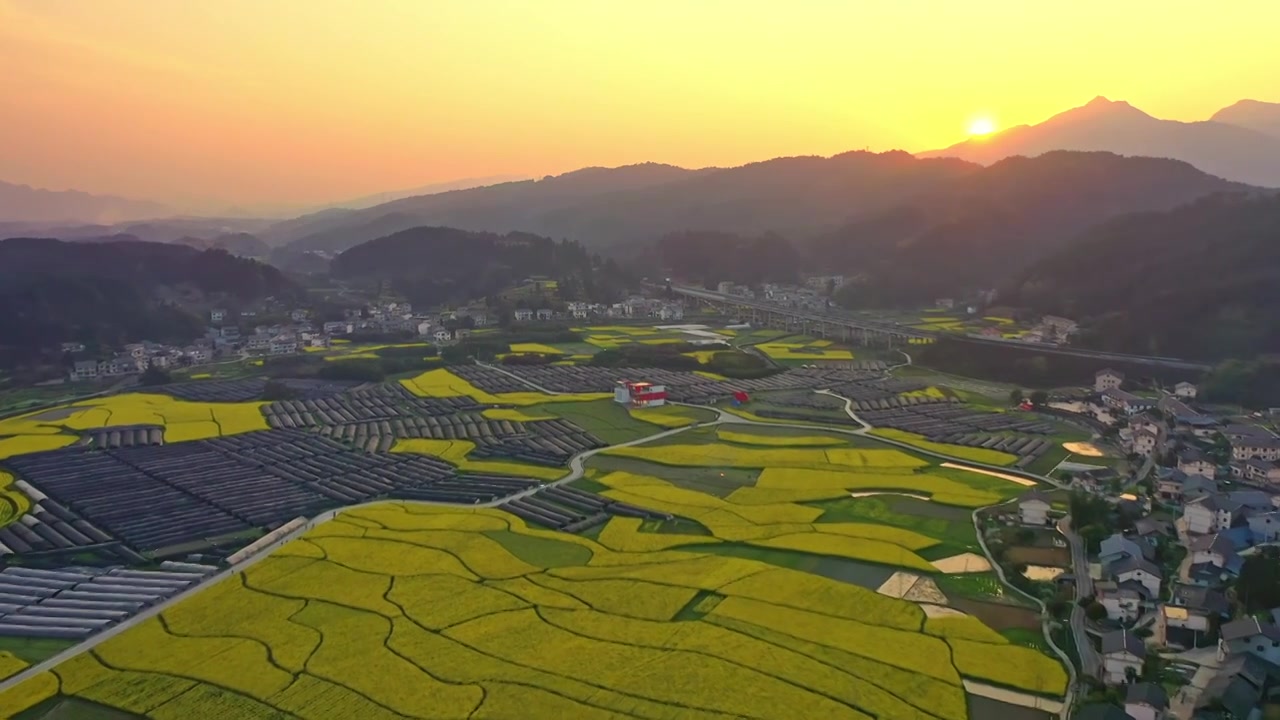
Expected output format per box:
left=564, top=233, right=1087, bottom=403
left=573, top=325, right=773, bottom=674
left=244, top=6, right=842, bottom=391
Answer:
left=1029, top=390, right=1049, bottom=406
left=1237, top=547, right=1280, bottom=613
left=138, top=362, right=171, bottom=386
left=1010, top=389, right=1024, bottom=405
left=1085, top=601, right=1108, bottom=621
left=261, top=380, right=300, bottom=401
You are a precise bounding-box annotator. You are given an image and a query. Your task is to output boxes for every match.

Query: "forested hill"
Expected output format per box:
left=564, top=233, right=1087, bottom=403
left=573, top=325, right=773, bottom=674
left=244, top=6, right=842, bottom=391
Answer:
left=268, top=152, right=977, bottom=256
left=823, top=151, right=1255, bottom=306
left=647, top=231, right=803, bottom=286
left=0, top=238, right=296, bottom=365
left=331, top=226, right=632, bottom=308
left=1005, top=192, right=1280, bottom=359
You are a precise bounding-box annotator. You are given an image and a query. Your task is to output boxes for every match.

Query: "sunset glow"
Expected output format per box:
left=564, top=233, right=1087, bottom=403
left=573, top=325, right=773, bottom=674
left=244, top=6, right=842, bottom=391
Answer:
left=1, top=0, right=1278, bottom=212
left=967, top=117, right=997, bottom=136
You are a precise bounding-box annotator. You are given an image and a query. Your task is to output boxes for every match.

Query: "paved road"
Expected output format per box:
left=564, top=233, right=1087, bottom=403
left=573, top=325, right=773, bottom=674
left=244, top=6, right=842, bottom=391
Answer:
left=1058, top=516, right=1102, bottom=684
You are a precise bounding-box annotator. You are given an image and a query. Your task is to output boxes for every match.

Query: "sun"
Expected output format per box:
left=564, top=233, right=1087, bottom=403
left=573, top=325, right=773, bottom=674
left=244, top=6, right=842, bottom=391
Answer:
left=967, top=117, right=997, bottom=136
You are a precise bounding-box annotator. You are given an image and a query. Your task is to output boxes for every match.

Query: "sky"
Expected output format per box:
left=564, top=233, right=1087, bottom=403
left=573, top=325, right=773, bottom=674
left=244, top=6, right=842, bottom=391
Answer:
left=2, top=0, right=1278, bottom=214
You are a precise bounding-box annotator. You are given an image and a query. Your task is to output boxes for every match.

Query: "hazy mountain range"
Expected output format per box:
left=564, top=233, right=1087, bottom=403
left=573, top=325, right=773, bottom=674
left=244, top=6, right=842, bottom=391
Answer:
left=919, top=96, right=1280, bottom=187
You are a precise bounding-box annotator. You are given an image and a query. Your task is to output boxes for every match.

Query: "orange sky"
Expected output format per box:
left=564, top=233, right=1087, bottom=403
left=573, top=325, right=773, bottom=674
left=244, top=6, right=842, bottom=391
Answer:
left=2, top=0, right=1277, bottom=214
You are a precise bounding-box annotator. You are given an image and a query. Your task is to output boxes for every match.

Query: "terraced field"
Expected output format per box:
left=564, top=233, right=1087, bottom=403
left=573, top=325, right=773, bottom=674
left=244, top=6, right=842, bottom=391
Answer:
left=0, top=504, right=1066, bottom=719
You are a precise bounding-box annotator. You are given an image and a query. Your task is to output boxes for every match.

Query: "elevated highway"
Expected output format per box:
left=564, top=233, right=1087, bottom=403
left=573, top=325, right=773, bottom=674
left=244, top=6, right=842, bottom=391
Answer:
left=668, top=284, right=1213, bottom=371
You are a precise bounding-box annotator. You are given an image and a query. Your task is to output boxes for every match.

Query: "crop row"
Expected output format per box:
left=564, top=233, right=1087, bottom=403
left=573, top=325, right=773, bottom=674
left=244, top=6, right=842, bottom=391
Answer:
left=859, top=404, right=1055, bottom=438
left=0, top=484, right=127, bottom=560
left=0, top=563, right=215, bottom=640
left=497, top=485, right=670, bottom=532
left=161, top=378, right=359, bottom=403
left=4, top=429, right=545, bottom=557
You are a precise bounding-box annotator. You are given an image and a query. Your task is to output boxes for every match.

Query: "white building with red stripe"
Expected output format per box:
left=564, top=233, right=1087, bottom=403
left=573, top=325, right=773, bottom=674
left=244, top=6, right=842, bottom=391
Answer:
left=614, top=380, right=667, bottom=408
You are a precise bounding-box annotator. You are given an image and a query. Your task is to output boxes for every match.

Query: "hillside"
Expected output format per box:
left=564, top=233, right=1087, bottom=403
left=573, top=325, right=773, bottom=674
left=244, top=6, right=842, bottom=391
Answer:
left=1211, top=99, right=1280, bottom=140
left=648, top=231, right=803, bottom=286
left=0, top=239, right=296, bottom=368
left=330, top=226, right=632, bottom=308
left=173, top=232, right=271, bottom=258
left=267, top=152, right=977, bottom=259
left=1005, top=192, right=1280, bottom=359
left=919, top=97, right=1280, bottom=188
left=0, top=181, right=169, bottom=225
left=818, top=151, right=1254, bottom=305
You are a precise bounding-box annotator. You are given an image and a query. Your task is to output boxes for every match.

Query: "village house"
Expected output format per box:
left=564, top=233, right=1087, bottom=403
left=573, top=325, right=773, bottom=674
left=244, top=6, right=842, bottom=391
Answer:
left=69, top=360, right=99, bottom=381
left=183, top=346, right=212, bottom=364
left=1101, top=629, right=1147, bottom=684
left=1132, top=429, right=1160, bottom=458
left=1108, top=555, right=1162, bottom=597
left=245, top=334, right=272, bottom=352
left=1156, top=585, right=1229, bottom=648
left=1183, top=494, right=1242, bottom=535
left=269, top=336, right=298, bottom=356
left=1042, top=315, right=1079, bottom=338
left=453, top=328, right=472, bottom=341
left=1247, top=510, right=1280, bottom=543
left=1094, top=580, right=1145, bottom=622
left=1123, top=683, right=1169, bottom=720
left=1194, top=654, right=1274, bottom=720
left=1099, top=533, right=1153, bottom=566
left=430, top=326, right=452, bottom=344
left=1178, top=447, right=1218, bottom=478
left=1175, top=414, right=1220, bottom=439
left=322, top=321, right=352, bottom=336
left=1016, top=490, right=1051, bottom=525
left=60, top=341, right=85, bottom=354
left=1234, top=458, right=1280, bottom=485
left=289, top=309, right=309, bottom=322
left=1189, top=533, right=1239, bottom=570
left=567, top=302, right=591, bottom=320
left=1175, top=381, right=1198, bottom=400
left=513, top=309, right=533, bottom=322
left=535, top=308, right=554, bottom=321
left=1233, top=436, right=1280, bottom=463
left=1095, top=368, right=1125, bottom=392
left=657, top=304, right=684, bottom=321
left=210, top=309, right=226, bottom=323
left=1155, top=469, right=1217, bottom=504
left=1101, top=388, right=1154, bottom=416
left=1219, top=617, right=1280, bottom=665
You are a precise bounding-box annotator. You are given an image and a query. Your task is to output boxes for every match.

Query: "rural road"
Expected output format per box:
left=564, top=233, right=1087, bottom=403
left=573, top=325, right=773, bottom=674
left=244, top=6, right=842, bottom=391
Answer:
left=1058, top=516, right=1102, bottom=684
left=2, top=364, right=1074, bottom=715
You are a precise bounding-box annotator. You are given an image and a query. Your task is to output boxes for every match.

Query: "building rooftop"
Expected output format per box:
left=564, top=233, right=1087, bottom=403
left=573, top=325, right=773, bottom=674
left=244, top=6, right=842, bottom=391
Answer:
left=1125, top=682, right=1169, bottom=709
left=1100, top=629, right=1146, bottom=658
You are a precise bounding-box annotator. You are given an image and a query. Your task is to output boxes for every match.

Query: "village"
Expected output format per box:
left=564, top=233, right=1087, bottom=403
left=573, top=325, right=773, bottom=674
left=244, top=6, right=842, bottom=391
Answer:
left=61, top=292, right=687, bottom=383
left=1008, top=368, right=1280, bottom=720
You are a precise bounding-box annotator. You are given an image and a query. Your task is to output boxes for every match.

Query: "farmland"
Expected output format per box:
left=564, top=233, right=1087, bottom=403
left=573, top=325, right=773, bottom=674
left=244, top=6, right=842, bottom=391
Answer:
left=0, top=328, right=1068, bottom=716
left=0, top=504, right=1065, bottom=719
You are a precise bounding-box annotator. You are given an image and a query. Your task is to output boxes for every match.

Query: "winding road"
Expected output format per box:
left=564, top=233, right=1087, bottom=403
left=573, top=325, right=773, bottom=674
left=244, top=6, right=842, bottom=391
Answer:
left=1, top=364, right=1080, bottom=717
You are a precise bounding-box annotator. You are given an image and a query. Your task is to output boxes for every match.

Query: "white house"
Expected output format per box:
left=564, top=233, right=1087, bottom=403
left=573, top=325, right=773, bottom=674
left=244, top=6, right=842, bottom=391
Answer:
left=1101, top=629, right=1146, bottom=684
left=60, top=341, right=86, bottom=354
left=431, top=327, right=451, bottom=344
left=184, top=346, right=212, bottom=363
left=1094, top=580, right=1144, bottom=622
left=1219, top=618, right=1280, bottom=665
left=1102, top=388, right=1153, bottom=415
left=1235, top=459, right=1280, bottom=485
left=322, top=321, right=352, bottom=336
left=1177, top=448, right=1217, bottom=478
left=210, top=309, right=226, bottom=322
left=1189, top=533, right=1235, bottom=569
left=1132, top=429, right=1159, bottom=458
left=1110, top=556, right=1162, bottom=598
left=269, top=337, right=298, bottom=355
left=1017, top=490, right=1051, bottom=526
left=1247, top=511, right=1280, bottom=543
left=1124, top=682, right=1169, bottom=720
left=1156, top=585, right=1228, bottom=648
left=1183, top=494, right=1240, bottom=535
left=69, top=360, right=99, bottom=381
left=1175, top=381, right=1198, bottom=400
left=535, top=308, right=554, bottom=321
left=1233, top=437, right=1280, bottom=463
left=1096, top=368, right=1125, bottom=392
left=513, top=309, right=533, bottom=322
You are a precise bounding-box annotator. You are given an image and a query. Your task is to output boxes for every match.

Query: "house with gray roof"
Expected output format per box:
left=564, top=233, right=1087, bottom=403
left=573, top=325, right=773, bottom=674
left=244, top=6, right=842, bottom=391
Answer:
left=1124, top=682, right=1168, bottom=720
left=1219, top=617, right=1280, bottom=665
left=1101, top=629, right=1146, bottom=684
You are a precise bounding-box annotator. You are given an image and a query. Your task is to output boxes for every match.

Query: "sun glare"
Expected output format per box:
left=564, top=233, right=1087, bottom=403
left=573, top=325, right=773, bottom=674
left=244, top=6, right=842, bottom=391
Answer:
left=968, top=117, right=997, bottom=136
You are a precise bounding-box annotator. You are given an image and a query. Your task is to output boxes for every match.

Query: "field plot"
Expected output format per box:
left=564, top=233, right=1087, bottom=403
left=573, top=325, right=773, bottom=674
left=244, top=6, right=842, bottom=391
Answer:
left=4, top=429, right=540, bottom=557
left=859, top=397, right=1059, bottom=467
left=756, top=336, right=855, bottom=362
left=0, top=563, right=216, bottom=645
left=158, top=378, right=359, bottom=403
left=401, top=368, right=608, bottom=405
left=265, top=383, right=606, bottom=468
left=0, top=504, right=1065, bottom=719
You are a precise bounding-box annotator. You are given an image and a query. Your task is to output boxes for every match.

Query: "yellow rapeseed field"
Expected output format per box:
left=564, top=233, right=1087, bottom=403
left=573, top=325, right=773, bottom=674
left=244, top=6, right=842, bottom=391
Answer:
left=480, top=407, right=556, bottom=422
left=716, top=427, right=846, bottom=446
left=0, top=502, right=1064, bottom=717
left=947, top=638, right=1069, bottom=695
left=508, top=342, right=564, bottom=354
left=751, top=467, right=1004, bottom=507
